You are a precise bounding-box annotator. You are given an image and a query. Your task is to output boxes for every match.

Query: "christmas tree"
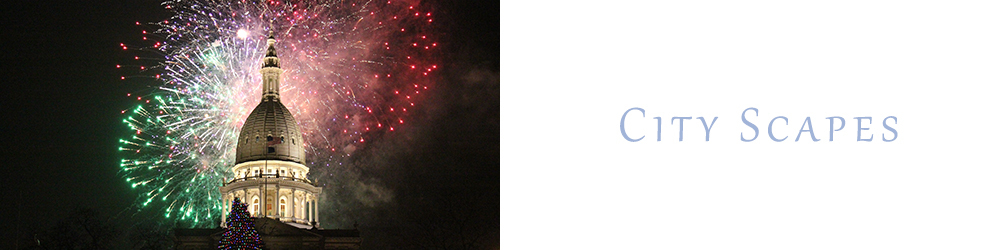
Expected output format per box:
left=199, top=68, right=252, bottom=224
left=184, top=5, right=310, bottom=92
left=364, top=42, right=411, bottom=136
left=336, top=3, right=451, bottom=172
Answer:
left=218, top=198, right=263, bottom=249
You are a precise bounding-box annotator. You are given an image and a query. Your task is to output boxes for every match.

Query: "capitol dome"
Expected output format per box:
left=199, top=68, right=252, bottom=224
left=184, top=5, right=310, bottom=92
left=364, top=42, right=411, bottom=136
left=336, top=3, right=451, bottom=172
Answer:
left=234, top=33, right=305, bottom=165
left=221, top=33, right=322, bottom=228
left=234, top=100, right=306, bottom=164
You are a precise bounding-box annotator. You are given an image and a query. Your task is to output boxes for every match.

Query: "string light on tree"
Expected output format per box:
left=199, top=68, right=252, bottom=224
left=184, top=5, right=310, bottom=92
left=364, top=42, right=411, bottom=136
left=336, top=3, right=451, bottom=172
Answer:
left=218, top=198, right=263, bottom=250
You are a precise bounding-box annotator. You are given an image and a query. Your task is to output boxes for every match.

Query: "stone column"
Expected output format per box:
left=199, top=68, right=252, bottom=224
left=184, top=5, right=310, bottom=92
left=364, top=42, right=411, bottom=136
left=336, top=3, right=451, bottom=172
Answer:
left=307, top=196, right=313, bottom=223
left=311, top=199, right=317, bottom=224
left=243, top=188, right=247, bottom=206
left=275, top=182, right=281, bottom=218
left=221, top=194, right=227, bottom=227
left=259, top=182, right=265, bottom=217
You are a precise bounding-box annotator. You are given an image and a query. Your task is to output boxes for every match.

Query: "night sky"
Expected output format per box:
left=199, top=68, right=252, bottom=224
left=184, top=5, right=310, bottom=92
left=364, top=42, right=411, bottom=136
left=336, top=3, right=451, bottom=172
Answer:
left=0, top=0, right=498, bottom=249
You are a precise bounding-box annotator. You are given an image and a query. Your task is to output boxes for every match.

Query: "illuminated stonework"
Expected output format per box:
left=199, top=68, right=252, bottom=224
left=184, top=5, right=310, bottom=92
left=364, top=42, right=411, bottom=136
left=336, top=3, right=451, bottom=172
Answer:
left=220, top=34, right=322, bottom=228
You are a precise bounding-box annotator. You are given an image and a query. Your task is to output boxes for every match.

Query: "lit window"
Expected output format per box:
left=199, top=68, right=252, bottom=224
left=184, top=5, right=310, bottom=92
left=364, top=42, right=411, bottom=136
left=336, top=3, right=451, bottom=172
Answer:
left=251, top=197, right=260, bottom=216
left=280, top=197, right=287, bottom=216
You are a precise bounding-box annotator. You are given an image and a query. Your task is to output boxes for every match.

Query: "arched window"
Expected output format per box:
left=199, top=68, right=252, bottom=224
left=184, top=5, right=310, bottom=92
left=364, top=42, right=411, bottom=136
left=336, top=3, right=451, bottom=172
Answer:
left=251, top=197, right=260, bottom=216
left=279, top=197, right=287, bottom=217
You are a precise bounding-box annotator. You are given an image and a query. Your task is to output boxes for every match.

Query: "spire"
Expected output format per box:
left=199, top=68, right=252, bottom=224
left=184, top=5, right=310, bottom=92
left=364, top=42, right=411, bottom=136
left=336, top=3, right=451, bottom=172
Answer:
left=260, top=32, right=282, bottom=101
left=263, top=32, right=280, bottom=68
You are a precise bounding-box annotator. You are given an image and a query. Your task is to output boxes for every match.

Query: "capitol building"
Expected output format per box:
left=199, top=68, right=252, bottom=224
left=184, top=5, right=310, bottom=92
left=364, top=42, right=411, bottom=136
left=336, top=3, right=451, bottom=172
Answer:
left=174, top=34, right=362, bottom=250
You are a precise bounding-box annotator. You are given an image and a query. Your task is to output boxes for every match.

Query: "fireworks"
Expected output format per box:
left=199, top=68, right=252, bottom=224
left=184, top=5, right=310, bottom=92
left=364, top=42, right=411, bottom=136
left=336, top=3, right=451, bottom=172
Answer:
left=117, top=0, right=437, bottom=226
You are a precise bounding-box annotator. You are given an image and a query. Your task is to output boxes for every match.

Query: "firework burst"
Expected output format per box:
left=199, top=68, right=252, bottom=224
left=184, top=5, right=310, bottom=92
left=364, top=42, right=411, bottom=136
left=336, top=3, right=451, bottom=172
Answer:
left=117, top=0, right=437, bottom=226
